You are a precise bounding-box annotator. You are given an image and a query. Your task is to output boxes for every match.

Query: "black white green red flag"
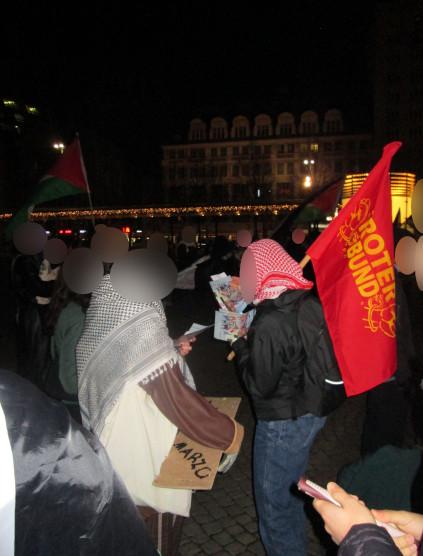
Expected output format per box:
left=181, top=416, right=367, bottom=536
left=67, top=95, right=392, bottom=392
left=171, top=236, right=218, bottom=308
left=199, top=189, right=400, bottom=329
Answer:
left=5, top=137, right=89, bottom=238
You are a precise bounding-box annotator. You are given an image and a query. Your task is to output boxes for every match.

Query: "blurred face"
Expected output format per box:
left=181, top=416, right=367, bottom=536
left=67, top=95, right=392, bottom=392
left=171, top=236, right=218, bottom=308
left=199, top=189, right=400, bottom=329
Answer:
left=240, top=248, right=257, bottom=303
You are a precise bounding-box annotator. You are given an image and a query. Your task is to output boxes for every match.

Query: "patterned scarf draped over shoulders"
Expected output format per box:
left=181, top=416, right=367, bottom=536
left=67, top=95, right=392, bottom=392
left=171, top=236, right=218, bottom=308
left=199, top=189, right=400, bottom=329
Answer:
left=76, top=274, right=175, bottom=435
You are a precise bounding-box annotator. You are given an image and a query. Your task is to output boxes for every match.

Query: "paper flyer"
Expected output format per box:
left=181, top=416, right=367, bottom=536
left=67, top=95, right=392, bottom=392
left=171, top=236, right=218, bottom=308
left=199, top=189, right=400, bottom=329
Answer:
left=213, top=309, right=255, bottom=342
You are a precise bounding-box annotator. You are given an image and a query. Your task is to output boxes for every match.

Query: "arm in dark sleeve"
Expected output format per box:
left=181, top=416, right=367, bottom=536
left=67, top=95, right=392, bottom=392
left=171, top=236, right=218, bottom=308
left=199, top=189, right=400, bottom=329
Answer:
left=140, top=363, right=243, bottom=454
left=339, top=524, right=402, bottom=556
left=233, top=314, right=298, bottom=399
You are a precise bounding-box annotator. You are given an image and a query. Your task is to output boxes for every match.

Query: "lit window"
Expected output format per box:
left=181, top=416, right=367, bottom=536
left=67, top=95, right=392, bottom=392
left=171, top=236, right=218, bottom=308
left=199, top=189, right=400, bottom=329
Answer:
left=3, top=99, right=16, bottom=107
left=310, top=143, right=319, bottom=152
left=26, top=105, right=39, bottom=114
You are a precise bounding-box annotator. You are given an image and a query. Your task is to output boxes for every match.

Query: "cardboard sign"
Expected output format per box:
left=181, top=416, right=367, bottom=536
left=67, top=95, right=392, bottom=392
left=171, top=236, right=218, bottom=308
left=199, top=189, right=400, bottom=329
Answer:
left=153, top=397, right=241, bottom=491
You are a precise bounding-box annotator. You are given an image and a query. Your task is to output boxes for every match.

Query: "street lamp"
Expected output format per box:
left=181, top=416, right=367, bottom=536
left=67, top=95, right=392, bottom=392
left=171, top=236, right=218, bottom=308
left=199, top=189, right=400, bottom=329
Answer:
left=53, top=142, right=65, bottom=154
left=303, top=159, right=315, bottom=188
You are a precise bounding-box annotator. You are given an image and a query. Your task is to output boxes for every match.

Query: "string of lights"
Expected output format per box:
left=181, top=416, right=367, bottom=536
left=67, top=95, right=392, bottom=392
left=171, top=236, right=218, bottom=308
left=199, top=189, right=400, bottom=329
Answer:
left=0, top=203, right=298, bottom=221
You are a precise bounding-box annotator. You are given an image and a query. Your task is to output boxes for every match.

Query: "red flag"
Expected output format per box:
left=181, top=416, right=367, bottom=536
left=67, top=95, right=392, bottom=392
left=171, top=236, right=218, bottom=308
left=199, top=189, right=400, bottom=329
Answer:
left=307, top=142, right=401, bottom=396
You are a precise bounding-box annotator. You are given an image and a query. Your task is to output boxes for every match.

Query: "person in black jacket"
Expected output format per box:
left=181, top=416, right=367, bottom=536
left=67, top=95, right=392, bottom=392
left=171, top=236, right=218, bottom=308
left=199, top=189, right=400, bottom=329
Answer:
left=313, top=481, right=421, bottom=555
left=0, top=369, right=158, bottom=556
left=232, top=239, right=334, bottom=556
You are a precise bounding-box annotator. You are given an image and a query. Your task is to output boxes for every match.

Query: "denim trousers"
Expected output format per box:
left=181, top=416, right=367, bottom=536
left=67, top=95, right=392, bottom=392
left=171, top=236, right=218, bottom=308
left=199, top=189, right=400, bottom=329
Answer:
left=253, top=414, right=326, bottom=556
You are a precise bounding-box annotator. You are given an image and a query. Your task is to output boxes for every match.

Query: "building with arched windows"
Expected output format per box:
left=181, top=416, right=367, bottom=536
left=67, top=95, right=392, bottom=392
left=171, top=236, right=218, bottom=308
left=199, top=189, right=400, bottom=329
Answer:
left=162, top=109, right=372, bottom=205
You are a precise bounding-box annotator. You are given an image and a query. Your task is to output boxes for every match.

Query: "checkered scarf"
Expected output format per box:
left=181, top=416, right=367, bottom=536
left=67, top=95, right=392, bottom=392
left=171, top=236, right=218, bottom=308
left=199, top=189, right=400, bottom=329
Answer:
left=76, top=274, right=177, bottom=434
left=247, top=239, right=313, bottom=303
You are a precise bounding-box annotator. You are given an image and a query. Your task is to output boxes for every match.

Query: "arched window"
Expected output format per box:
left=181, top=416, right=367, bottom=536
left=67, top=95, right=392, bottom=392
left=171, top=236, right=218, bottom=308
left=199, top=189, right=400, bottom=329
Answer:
left=276, top=112, right=296, bottom=136
left=299, top=111, right=319, bottom=135
left=253, top=114, right=273, bottom=137
left=209, top=117, right=228, bottom=140
left=188, top=118, right=207, bottom=142
left=231, top=115, right=250, bottom=139
left=323, top=109, right=344, bottom=134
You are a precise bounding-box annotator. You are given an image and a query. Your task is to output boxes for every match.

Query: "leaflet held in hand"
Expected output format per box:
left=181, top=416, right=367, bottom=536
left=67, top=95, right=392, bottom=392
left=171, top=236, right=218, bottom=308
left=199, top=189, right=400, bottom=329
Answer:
left=209, top=274, right=255, bottom=342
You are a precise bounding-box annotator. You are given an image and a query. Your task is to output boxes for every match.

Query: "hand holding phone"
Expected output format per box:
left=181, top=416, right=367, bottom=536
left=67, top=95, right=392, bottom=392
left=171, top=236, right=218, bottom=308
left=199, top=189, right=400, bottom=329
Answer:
left=298, top=477, right=404, bottom=540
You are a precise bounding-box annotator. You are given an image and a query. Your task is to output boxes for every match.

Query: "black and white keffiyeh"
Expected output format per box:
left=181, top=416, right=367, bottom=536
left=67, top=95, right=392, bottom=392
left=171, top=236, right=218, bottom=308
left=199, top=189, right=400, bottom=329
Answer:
left=76, top=274, right=176, bottom=435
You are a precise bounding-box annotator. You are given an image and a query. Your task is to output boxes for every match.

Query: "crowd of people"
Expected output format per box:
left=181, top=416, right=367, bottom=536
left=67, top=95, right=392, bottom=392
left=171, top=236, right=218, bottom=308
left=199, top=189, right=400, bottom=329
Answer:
left=1, top=227, right=423, bottom=555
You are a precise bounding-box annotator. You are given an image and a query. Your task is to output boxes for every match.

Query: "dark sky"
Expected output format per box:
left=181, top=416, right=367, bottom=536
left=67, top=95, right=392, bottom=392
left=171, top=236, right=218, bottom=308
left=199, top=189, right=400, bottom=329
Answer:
left=1, top=2, right=377, bottom=173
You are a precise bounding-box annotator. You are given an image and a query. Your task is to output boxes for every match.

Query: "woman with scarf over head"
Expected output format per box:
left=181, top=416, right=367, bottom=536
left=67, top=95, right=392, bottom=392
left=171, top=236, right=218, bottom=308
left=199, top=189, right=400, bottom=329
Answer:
left=76, top=273, right=244, bottom=555
left=232, top=239, right=334, bottom=556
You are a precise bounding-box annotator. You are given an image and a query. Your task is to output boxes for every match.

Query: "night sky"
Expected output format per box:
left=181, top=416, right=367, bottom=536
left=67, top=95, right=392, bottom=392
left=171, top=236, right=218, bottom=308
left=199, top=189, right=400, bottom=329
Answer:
left=2, top=2, right=376, bottom=176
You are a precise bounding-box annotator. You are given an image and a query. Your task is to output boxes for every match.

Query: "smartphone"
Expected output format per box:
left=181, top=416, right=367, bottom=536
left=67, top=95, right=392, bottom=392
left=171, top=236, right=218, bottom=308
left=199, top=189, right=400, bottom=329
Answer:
left=297, top=477, right=341, bottom=506
left=297, top=477, right=404, bottom=540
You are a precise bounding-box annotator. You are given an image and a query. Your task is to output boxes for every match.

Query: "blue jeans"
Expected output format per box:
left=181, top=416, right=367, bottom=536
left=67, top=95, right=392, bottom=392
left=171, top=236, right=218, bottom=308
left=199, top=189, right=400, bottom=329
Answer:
left=253, top=414, right=326, bottom=556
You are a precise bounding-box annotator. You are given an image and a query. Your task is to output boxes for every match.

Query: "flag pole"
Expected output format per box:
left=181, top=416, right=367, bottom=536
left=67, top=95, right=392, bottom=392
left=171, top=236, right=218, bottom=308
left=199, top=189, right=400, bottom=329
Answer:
left=299, top=254, right=310, bottom=268
left=76, top=132, right=96, bottom=230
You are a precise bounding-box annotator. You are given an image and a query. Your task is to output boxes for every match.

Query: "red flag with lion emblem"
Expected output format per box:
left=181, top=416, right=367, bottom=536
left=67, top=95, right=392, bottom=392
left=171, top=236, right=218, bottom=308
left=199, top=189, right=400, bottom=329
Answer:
left=307, top=142, right=401, bottom=396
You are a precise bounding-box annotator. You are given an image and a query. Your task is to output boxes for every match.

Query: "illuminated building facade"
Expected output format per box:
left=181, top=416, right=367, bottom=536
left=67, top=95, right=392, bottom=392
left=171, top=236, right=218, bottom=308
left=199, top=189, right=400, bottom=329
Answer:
left=342, top=172, right=415, bottom=222
left=162, top=109, right=372, bottom=205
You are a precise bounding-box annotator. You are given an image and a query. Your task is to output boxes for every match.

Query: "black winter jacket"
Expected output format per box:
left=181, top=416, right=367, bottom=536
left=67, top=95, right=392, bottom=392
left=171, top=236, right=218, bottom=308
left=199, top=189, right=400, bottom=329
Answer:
left=339, top=523, right=416, bottom=555
left=232, top=289, right=334, bottom=420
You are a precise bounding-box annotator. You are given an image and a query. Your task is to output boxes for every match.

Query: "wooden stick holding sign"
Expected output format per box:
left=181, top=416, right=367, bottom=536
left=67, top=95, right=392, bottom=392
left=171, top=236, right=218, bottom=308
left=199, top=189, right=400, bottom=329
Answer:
left=154, top=397, right=241, bottom=490
left=226, top=254, right=311, bottom=361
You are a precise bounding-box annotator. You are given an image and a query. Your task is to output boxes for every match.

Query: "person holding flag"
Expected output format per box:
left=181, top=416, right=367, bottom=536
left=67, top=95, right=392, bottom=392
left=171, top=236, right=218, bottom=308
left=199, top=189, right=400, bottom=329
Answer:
left=231, top=238, right=337, bottom=556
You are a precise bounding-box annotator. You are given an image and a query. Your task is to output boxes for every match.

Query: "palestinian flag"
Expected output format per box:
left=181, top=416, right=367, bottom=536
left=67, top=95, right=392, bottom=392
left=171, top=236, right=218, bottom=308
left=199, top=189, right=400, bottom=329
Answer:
left=5, top=137, right=89, bottom=238
left=272, top=178, right=343, bottom=245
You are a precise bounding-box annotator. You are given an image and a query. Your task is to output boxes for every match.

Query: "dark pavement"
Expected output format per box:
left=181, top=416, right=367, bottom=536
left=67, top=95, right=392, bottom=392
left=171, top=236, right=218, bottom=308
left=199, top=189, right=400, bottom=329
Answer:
left=1, top=262, right=422, bottom=555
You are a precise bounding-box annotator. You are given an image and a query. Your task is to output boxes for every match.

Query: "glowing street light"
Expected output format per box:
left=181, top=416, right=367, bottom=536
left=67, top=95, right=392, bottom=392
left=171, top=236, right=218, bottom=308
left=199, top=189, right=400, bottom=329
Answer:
left=53, top=142, right=65, bottom=154
left=303, top=158, right=315, bottom=188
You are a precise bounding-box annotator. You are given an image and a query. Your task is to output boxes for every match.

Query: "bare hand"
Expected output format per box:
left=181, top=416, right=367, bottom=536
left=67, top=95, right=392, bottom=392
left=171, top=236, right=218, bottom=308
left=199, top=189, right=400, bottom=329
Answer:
left=313, top=482, right=376, bottom=545
left=391, top=533, right=418, bottom=556
left=372, top=509, right=423, bottom=555
left=175, top=335, right=196, bottom=356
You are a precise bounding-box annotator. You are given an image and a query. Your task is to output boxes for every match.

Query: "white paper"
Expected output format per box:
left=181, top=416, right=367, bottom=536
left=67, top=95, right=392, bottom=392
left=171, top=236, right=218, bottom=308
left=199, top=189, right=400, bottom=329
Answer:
left=184, top=323, right=213, bottom=335
left=210, top=272, right=228, bottom=281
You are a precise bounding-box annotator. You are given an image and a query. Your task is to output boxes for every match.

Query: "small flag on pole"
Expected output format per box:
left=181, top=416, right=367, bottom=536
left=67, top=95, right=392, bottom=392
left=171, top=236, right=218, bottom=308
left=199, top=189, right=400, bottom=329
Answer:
left=272, top=178, right=343, bottom=245
left=5, top=137, right=90, bottom=238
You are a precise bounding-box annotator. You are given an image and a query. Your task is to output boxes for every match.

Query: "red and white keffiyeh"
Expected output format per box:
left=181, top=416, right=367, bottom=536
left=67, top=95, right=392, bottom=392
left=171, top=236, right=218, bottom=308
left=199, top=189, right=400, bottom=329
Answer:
left=247, top=239, right=313, bottom=303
